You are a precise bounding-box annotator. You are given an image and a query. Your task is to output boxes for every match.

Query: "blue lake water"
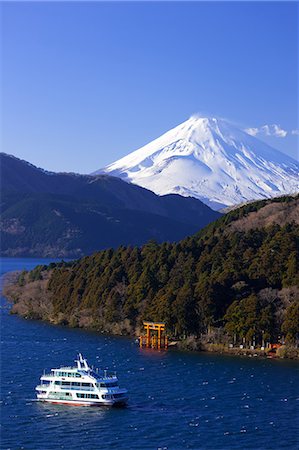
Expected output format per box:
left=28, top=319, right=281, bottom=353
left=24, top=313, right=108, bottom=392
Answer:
left=1, top=257, right=298, bottom=449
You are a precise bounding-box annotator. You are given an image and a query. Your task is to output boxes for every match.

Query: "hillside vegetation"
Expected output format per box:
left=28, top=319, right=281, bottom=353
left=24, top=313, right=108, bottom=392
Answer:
left=5, top=195, right=299, bottom=350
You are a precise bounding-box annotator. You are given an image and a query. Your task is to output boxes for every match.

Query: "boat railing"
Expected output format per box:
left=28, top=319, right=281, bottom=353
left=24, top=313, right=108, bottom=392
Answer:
left=96, top=371, right=117, bottom=379
left=60, top=386, right=95, bottom=392
left=41, top=371, right=117, bottom=379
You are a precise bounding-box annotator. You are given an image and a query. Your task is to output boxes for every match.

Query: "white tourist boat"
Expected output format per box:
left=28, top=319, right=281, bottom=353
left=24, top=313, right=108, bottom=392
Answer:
left=35, top=354, right=128, bottom=406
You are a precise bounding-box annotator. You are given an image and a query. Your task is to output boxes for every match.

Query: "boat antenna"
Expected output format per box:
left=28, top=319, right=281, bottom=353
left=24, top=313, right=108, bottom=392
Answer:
left=75, top=354, right=82, bottom=370
left=78, top=353, right=90, bottom=371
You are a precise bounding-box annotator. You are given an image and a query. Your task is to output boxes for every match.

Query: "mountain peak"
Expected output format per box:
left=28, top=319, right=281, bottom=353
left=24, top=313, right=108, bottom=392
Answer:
left=94, top=116, right=299, bottom=210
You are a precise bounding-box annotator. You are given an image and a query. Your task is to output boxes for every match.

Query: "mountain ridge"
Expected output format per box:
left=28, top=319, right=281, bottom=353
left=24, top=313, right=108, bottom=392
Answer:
left=96, top=116, right=299, bottom=210
left=0, top=153, right=220, bottom=257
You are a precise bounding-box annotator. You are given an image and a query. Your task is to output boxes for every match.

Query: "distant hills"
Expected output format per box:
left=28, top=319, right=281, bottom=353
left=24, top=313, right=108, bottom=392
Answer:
left=0, top=153, right=220, bottom=257
left=5, top=195, right=299, bottom=349
left=96, top=116, right=299, bottom=210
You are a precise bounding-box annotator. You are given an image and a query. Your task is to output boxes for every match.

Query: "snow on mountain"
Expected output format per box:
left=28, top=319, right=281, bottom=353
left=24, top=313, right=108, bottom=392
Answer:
left=94, top=116, right=299, bottom=210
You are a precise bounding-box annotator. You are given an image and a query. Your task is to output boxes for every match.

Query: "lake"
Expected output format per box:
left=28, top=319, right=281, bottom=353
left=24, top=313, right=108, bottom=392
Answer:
left=1, top=257, right=298, bottom=449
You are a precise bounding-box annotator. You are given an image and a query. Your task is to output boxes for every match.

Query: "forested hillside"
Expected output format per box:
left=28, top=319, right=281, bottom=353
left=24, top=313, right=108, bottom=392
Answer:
left=5, top=195, right=299, bottom=349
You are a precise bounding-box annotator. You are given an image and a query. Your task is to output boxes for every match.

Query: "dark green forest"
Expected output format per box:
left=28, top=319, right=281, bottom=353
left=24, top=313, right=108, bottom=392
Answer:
left=10, top=195, right=298, bottom=349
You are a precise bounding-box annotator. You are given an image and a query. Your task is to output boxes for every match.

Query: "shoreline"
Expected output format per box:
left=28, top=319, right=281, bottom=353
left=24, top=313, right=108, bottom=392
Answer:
left=2, top=270, right=299, bottom=361
left=6, top=305, right=299, bottom=361
left=8, top=310, right=299, bottom=361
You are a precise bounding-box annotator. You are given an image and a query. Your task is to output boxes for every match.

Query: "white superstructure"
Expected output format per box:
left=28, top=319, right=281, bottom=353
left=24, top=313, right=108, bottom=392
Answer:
left=35, top=354, right=128, bottom=406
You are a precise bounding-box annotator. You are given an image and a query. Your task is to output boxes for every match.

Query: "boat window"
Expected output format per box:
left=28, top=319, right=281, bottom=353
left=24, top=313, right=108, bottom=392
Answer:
left=58, top=371, right=65, bottom=377
left=75, top=373, right=81, bottom=378
left=62, top=381, right=70, bottom=386
left=72, top=382, right=80, bottom=387
left=82, top=382, right=92, bottom=387
left=98, top=382, right=118, bottom=388
left=55, top=381, right=61, bottom=385
left=59, top=372, right=67, bottom=377
left=76, top=393, right=99, bottom=399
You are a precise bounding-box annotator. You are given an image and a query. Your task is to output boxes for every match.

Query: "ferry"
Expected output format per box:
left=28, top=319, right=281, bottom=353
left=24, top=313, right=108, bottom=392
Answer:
left=35, top=354, right=128, bottom=406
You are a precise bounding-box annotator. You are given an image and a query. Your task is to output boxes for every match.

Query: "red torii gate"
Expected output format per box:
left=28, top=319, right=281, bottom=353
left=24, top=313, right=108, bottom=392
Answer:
left=139, top=321, right=168, bottom=350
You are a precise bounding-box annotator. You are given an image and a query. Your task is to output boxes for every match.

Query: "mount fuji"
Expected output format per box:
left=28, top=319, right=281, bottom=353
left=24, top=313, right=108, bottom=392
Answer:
left=94, top=116, right=299, bottom=210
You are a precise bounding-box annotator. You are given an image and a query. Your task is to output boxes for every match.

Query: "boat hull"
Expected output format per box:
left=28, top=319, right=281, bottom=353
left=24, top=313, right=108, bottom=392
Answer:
left=37, top=397, right=128, bottom=407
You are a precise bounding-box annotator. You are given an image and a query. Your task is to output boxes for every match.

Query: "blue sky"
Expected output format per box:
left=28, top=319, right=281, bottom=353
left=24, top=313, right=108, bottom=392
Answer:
left=2, top=1, right=298, bottom=173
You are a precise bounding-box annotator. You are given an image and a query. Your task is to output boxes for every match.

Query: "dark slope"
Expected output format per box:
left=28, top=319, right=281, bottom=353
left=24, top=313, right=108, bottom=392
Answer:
left=0, top=153, right=220, bottom=257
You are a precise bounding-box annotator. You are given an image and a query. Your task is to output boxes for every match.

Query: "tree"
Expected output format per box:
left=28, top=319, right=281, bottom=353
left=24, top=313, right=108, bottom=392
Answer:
left=282, top=302, right=299, bottom=344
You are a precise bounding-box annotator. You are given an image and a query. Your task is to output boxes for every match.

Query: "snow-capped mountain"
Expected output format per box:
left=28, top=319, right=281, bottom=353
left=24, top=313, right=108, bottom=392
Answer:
left=94, top=116, right=299, bottom=210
